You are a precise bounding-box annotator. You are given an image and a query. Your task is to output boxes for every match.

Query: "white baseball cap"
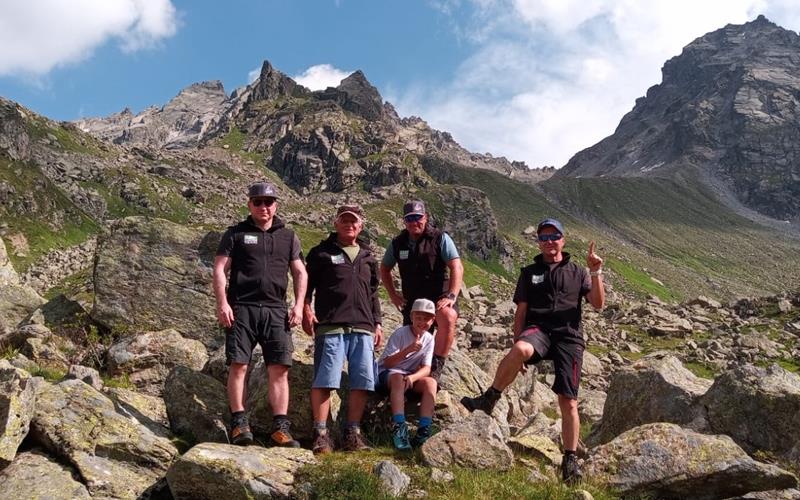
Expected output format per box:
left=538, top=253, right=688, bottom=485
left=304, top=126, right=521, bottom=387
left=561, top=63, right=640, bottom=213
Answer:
left=411, top=298, right=436, bottom=316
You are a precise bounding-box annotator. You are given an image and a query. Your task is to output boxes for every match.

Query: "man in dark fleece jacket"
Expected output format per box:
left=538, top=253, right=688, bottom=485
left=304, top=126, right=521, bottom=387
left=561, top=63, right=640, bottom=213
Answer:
left=302, top=204, right=382, bottom=454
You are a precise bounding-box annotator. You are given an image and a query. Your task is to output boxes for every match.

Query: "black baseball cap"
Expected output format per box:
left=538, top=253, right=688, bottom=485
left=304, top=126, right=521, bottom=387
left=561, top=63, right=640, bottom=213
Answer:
left=247, top=182, right=278, bottom=199
left=536, top=218, right=564, bottom=234
left=403, top=200, right=426, bottom=217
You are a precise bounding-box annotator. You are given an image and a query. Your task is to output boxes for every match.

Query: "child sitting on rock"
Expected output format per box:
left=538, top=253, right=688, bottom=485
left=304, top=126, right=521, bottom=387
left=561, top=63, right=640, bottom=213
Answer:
left=377, top=298, right=438, bottom=450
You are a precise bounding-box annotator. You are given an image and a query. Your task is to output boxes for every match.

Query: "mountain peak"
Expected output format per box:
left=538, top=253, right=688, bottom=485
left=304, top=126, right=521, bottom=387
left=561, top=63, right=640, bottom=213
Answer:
left=250, top=60, right=304, bottom=102
left=330, top=70, right=384, bottom=121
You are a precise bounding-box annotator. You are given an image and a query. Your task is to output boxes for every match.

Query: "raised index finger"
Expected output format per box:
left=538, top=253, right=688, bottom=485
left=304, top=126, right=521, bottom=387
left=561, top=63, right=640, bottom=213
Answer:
left=589, top=241, right=595, bottom=256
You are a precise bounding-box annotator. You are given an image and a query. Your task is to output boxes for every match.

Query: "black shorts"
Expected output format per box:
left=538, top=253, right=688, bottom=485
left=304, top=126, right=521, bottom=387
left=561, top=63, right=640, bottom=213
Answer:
left=401, top=297, right=460, bottom=332
left=225, top=304, right=293, bottom=366
left=518, top=327, right=583, bottom=399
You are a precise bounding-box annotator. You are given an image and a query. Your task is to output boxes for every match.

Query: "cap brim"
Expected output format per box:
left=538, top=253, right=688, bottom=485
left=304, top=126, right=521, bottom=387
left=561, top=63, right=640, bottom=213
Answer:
left=336, top=211, right=362, bottom=220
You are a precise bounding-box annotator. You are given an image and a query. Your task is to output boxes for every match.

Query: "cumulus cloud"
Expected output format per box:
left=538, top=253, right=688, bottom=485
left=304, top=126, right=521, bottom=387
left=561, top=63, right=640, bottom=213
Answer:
left=0, top=0, right=178, bottom=77
left=291, top=64, right=352, bottom=90
left=399, top=0, right=800, bottom=168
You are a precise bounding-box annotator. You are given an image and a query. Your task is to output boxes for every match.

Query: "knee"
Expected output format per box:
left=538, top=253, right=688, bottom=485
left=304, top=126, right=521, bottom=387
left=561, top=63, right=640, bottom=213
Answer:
left=268, top=365, right=289, bottom=381
left=436, top=308, right=457, bottom=329
left=558, top=395, right=578, bottom=411
left=228, top=363, right=248, bottom=377
left=510, top=341, right=534, bottom=361
left=389, top=373, right=405, bottom=389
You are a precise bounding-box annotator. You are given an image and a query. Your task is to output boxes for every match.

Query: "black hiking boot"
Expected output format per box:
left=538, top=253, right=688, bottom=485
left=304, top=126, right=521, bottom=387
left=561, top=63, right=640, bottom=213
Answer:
left=430, top=355, right=447, bottom=383
left=460, top=387, right=501, bottom=416
left=561, top=453, right=583, bottom=485
left=230, top=414, right=253, bottom=446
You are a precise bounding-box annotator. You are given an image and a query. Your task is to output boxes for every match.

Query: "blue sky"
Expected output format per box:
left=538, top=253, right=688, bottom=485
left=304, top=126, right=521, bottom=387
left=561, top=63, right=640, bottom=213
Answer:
left=2, top=1, right=800, bottom=168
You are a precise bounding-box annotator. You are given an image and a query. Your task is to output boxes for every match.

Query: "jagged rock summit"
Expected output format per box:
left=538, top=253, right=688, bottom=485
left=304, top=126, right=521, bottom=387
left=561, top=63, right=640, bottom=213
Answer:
left=558, top=15, right=800, bottom=223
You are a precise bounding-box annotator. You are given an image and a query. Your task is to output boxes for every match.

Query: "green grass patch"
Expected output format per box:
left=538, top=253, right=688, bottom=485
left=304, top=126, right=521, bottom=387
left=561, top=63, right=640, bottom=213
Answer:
left=605, top=257, right=678, bottom=302
left=0, top=345, right=21, bottom=360
left=26, top=117, right=106, bottom=156
left=684, top=361, right=718, bottom=379
left=29, top=365, right=67, bottom=382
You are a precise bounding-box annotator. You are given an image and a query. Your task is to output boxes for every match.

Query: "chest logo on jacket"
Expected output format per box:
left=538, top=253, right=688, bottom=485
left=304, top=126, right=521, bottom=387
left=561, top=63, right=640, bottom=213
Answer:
left=244, top=235, right=258, bottom=245
left=399, top=250, right=409, bottom=260
left=330, top=254, right=345, bottom=265
left=531, top=274, right=544, bottom=284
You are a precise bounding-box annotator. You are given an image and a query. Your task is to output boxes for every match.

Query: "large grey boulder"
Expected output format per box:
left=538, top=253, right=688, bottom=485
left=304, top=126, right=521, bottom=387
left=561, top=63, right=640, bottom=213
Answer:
left=703, top=363, right=800, bottom=457
left=0, top=450, right=91, bottom=499
left=584, top=422, right=798, bottom=499
left=107, top=328, right=209, bottom=395
left=588, top=355, right=711, bottom=445
left=164, top=365, right=229, bottom=443
left=105, top=387, right=171, bottom=437
left=30, top=379, right=178, bottom=498
left=421, top=411, right=514, bottom=471
left=0, top=237, right=45, bottom=337
left=92, top=216, right=220, bottom=347
left=0, top=360, right=36, bottom=467
left=166, top=442, right=315, bottom=500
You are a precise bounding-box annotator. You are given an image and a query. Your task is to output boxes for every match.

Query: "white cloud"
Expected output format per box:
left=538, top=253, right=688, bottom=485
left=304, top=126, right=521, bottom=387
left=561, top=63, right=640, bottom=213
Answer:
left=291, top=64, right=352, bottom=90
left=0, top=0, right=178, bottom=77
left=400, top=0, right=800, bottom=168
left=247, top=66, right=261, bottom=84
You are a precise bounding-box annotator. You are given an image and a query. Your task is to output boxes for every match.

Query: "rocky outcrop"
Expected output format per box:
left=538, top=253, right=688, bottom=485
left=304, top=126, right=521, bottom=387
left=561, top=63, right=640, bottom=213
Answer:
left=107, top=328, right=209, bottom=395
left=585, top=422, right=798, bottom=499
left=588, top=355, right=712, bottom=445
left=317, top=70, right=385, bottom=122
left=421, top=411, right=514, bottom=470
left=75, top=81, right=228, bottom=149
left=164, top=366, right=229, bottom=444
left=92, top=216, right=219, bottom=347
left=0, top=237, right=45, bottom=338
left=166, top=442, right=315, bottom=499
left=30, top=379, right=178, bottom=498
left=249, top=60, right=306, bottom=104
left=0, top=97, right=31, bottom=161
left=106, top=386, right=171, bottom=437
left=559, top=16, right=800, bottom=222
left=703, top=363, right=800, bottom=458
left=0, top=360, right=36, bottom=467
left=0, top=451, right=91, bottom=499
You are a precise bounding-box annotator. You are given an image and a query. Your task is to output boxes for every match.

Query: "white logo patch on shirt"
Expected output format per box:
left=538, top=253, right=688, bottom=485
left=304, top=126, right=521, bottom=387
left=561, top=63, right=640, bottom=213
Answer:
left=531, top=274, right=544, bottom=284
left=399, top=250, right=409, bottom=260
left=331, top=254, right=346, bottom=265
left=244, top=235, right=258, bottom=245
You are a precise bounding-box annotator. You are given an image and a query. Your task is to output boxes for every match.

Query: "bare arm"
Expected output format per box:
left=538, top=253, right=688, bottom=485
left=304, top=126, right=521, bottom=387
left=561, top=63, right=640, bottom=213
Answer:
left=380, top=339, right=422, bottom=368
left=436, top=257, right=464, bottom=310
left=380, top=263, right=405, bottom=310
left=288, top=259, right=307, bottom=327
left=586, top=241, right=606, bottom=310
left=213, top=255, right=233, bottom=328
left=512, top=301, right=527, bottom=340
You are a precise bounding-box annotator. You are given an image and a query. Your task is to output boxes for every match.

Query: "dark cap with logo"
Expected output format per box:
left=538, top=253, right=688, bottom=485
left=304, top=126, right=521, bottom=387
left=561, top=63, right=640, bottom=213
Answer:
left=247, top=182, right=279, bottom=199
left=536, top=218, right=564, bottom=235
left=403, top=200, right=426, bottom=217
left=336, top=204, right=364, bottom=221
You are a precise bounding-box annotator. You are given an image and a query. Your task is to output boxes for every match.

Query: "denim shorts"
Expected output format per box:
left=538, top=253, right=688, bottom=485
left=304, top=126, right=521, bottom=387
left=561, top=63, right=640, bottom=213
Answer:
left=312, top=332, right=375, bottom=391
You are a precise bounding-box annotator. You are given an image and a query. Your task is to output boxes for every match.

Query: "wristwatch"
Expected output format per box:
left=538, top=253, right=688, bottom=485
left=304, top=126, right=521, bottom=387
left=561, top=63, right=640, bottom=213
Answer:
left=446, top=292, right=457, bottom=300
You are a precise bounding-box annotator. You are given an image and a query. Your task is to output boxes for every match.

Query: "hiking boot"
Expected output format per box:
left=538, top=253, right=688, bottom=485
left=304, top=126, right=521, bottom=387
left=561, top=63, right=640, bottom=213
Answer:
left=460, top=389, right=500, bottom=416
left=430, top=355, right=447, bottom=383
left=342, top=426, right=370, bottom=452
left=312, top=430, right=334, bottom=455
left=392, top=422, right=411, bottom=451
left=411, top=425, right=432, bottom=448
left=230, top=415, right=253, bottom=446
left=561, top=453, right=583, bottom=485
left=270, top=420, right=300, bottom=448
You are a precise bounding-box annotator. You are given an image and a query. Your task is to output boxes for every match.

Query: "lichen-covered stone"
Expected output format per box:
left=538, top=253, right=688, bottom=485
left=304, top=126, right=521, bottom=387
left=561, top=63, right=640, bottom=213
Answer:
left=0, top=450, right=90, bottom=499
left=105, top=386, right=171, bottom=437
left=164, top=365, right=229, bottom=443
left=30, top=379, right=178, bottom=498
left=0, top=359, right=35, bottom=467
left=703, top=363, right=800, bottom=457
left=584, top=422, right=798, bottom=499
left=108, top=328, right=209, bottom=395
left=421, top=411, right=514, bottom=470
left=166, top=442, right=315, bottom=499
left=92, top=216, right=220, bottom=347
left=588, top=355, right=711, bottom=445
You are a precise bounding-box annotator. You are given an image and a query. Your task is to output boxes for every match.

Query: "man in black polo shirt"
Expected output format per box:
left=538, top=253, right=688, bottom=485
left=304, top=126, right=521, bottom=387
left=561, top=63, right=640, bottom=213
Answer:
left=213, top=182, right=307, bottom=447
left=461, top=218, right=605, bottom=484
left=380, top=200, right=463, bottom=382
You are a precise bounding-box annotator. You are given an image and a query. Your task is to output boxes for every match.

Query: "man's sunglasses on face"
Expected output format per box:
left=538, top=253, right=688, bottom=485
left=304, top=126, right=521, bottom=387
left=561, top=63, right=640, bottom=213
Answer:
left=537, top=233, right=563, bottom=242
left=404, top=214, right=424, bottom=223
left=251, top=198, right=276, bottom=207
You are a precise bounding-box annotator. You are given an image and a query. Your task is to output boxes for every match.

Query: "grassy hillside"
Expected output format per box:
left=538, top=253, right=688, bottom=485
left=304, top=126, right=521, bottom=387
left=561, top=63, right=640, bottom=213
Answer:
left=426, top=161, right=800, bottom=300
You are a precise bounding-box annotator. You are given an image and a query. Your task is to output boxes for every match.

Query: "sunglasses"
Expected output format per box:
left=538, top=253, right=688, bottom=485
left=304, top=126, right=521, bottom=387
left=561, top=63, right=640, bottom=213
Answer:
left=404, top=214, right=424, bottom=223
left=537, top=233, right=563, bottom=242
left=250, top=198, right=276, bottom=207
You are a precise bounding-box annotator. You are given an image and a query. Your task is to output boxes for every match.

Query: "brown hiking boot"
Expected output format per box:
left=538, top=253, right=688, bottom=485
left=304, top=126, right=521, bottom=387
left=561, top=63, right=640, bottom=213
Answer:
left=230, top=414, right=253, bottom=446
left=270, top=419, right=300, bottom=448
left=312, top=430, right=334, bottom=455
left=341, top=426, right=370, bottom=452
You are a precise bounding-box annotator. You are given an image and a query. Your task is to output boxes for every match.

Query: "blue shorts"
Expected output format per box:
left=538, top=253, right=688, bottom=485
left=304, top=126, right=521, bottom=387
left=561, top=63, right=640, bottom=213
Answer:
left=312, top=332, right=375, bottom=391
